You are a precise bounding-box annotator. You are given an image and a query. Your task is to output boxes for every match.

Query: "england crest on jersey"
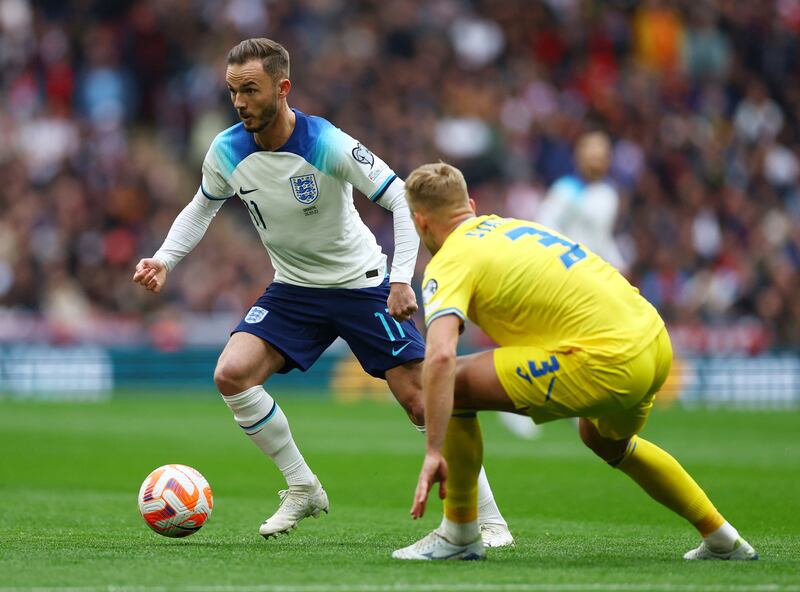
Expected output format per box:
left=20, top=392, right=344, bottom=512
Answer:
left=290, top=174, right=319, bottom=205
left=245, top=306, right=269, bottom=324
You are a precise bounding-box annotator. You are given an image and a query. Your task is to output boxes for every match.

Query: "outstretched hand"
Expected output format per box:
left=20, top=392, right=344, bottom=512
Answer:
left=132, top=258, right=167, bottom=294
left=411, top=452, right=448, bottom=519
left=387, top=282, right=418, bottom=322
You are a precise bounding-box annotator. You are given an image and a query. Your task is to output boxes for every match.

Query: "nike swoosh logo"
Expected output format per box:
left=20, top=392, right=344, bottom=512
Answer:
left=420, top=548, right=469, bottom=560
left=239, top=187, right=258, bottom=195
left=391, top=342, right=411, bottom=356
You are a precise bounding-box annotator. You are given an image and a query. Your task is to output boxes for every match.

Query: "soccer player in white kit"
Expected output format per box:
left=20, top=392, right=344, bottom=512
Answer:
left=537, top=131, right=626, bottom=272
left=132, top=38, right=512, bottom=546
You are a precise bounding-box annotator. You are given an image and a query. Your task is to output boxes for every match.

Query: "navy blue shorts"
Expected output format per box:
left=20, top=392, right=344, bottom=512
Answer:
left=233, top=277, right=426, bottom=378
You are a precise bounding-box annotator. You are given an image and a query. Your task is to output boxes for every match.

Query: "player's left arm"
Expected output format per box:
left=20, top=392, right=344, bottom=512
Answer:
left=410, top=258, right=474, bottom=516
left=321, top=126, right=420, bottom=320
left=410, top=314, right=461, bottom=519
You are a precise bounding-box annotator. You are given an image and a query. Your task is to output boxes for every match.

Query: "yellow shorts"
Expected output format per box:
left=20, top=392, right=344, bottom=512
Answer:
left=494, top=327, right=673, bottom=440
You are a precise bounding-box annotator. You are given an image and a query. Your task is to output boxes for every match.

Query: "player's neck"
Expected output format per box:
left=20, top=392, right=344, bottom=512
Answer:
left=253, top=103, right=296, bottom=151
left=432, top=211, right=474, bottom=252
left=448, top=211, right=475, bottom=234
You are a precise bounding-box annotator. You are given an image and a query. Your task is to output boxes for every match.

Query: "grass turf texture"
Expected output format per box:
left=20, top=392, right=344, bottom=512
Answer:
left=0, top=393, right=798, bottom=592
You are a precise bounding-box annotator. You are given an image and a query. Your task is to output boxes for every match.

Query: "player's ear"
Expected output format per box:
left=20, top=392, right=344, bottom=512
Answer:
left=412, top=209, right=427, bottom=232
left=277, top=78, right=291, bottom=99
left=468, top=198, right=476, bottom=215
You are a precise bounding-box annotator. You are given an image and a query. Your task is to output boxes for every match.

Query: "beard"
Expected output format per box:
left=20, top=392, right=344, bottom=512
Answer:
left=241, top=98, right=278, bottom=133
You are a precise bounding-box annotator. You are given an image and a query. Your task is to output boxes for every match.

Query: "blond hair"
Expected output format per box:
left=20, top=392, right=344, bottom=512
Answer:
left=405, top=162, right=469, bottom=213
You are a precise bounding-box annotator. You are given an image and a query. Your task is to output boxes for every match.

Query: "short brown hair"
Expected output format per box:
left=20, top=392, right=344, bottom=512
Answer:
left=405, top=162, right=469, bottom=212
left=227, top=38, right=290, bottom=80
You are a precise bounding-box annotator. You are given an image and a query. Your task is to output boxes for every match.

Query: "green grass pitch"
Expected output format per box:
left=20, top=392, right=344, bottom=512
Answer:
left=1, top=392, right=798, bottom=591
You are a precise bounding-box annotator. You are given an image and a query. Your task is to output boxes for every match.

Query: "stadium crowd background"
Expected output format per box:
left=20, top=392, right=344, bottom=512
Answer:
left=1, top=0, right=799, bottom=350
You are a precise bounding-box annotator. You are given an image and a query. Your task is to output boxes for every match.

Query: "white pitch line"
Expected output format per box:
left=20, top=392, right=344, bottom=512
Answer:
left=2, top=584, right=799, bottom=592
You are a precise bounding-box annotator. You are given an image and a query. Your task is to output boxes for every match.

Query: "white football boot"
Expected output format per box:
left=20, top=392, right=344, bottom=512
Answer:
left=683, top=537, right=758, bottom=560
left=259, top=475, right=329, bottom=538
left=392, top=529, right=486, bottom=560
left=479, top=521, right=515, bottom=548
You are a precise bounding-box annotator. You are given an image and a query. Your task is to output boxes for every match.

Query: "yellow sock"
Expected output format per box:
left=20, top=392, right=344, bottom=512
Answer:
left=616, top=436, right=725, bottom=537
left=442, top=410, right=483, bottom=524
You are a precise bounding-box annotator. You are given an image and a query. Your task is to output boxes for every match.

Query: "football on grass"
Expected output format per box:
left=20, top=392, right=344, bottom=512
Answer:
left=138, top=464, right=213, bottom=537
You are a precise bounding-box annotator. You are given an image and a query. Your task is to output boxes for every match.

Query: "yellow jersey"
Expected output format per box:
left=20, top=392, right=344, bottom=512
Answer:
left=422, top=215, right=664, bottom=363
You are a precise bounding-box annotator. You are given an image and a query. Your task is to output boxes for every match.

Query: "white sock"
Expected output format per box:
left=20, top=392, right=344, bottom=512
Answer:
left=414, top=424, right=506, bottom=527
left=704, top=521, right=740, bottom=551
left=222, top=386, right=315, bottom=486
left=477, top=466, right=507, bottom=526
left=438, top=516, right=480, bottom=545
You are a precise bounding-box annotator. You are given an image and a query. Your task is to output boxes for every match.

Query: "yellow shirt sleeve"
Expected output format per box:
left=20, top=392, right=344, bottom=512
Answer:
left=422, top=255, right=476, bottom=327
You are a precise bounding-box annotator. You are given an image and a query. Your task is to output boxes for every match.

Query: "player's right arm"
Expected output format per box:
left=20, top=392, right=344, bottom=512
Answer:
left=132, top=257, right=168, bottom=293
left=133, top=143, right=233, bottom=294
left=132, top=190, right=226, bottom=293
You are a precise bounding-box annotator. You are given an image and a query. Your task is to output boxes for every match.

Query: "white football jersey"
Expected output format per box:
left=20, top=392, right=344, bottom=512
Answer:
left=537, top=175, right=626, bottom=272
left=201, top=110, right=402, bottom=288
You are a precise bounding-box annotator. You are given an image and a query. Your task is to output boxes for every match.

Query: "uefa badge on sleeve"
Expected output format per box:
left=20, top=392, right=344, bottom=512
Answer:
left=422, top=279, right=438, bottom=307
left=352, top=142, right=375, bottom=168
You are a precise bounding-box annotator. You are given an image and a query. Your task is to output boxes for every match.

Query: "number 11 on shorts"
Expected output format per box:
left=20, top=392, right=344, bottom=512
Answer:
left=374, top=309, right=406, bottom=342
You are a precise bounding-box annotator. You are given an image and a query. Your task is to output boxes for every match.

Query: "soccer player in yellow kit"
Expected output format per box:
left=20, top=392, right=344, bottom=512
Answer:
left=392, top=162, right=757, bottom=561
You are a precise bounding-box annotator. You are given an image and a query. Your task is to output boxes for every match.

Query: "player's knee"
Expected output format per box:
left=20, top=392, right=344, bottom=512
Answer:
left=578, top=418, right=597, bottom=449
left=403, top=397, right=425, bottom=427
left=386, top=362, right=425, bottom=425
left=391, top=383, right=424, bottom=425
left=578, top=418, right=609, bottom=457
left=214, top=358, right=252, bottom=396
left=578, top=418, right=627, bottom=462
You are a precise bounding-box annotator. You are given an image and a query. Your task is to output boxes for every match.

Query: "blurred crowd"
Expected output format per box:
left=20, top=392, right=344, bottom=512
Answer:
left=1, top=0, right=799, bottom=347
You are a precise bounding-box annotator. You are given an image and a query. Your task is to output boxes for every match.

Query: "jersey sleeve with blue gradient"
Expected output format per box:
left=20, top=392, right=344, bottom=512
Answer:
left=201, top=143, right=235, bottom=200
left=422, top=254, right=476, bottom=327
left=309, top=121, right=399, bottom=202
